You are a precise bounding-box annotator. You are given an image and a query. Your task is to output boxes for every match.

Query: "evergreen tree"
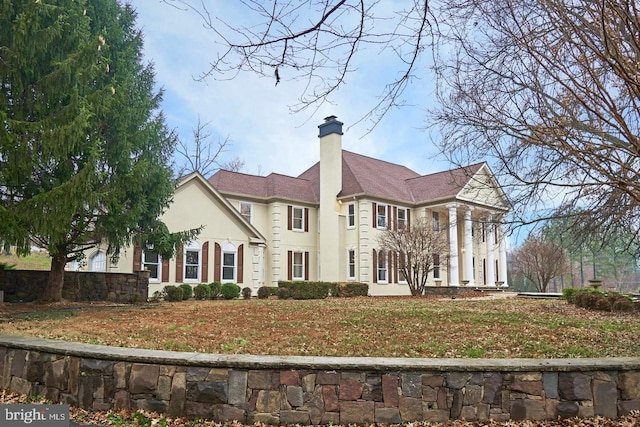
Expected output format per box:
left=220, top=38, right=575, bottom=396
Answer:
left=0, top=0, right=196, bottom=301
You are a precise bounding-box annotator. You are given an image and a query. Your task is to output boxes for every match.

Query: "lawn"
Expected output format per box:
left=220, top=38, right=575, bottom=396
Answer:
left=0, top=295, right=638, bottom=358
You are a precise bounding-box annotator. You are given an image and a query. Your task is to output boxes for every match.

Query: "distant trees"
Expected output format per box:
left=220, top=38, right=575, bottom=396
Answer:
left=0, top=1, right=197, bottom=301
left=377, top=218, right=448, bottom=296
left=511, top=232, right=569, bottom=293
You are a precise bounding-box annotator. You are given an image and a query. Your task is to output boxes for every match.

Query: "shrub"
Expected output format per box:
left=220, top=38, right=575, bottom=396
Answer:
left=562, top=287, right=580, bottom=303
left=337, top=282, right=369, bottom=297
left=277, top=287, right=291, bottom=299
left=608, top=293, right=635, bottom=312
left=242, top=287, right=252, bottom=299
left=179, top=284, right=193, bottom=300
left=149, top=290, right=163, bottom=303
left=163, top=285, right=183, bottom=302
left=208, top=282, right=222, bottom=299
left=574, top=290, right=602, bottom=310
left=278, top=281, right=330, bottom=299
left=220, top=283, right=241, bottom=300
left=257, top=286, right=272, bottom=299
left=193, top=283, right=211, bottom=300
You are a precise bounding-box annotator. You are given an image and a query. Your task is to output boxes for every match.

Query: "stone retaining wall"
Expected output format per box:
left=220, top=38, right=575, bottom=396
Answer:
left=0, top=335, right=639, bottom=424
left=0, top=266, right=149, bottom=303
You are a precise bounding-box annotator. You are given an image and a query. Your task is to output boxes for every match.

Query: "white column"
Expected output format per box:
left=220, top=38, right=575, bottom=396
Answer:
left=447, top=204, right=460, bottom=286
left=486, top=217, right=496, bottom=287
left=463, top=208, right=474, bottom=286
left=498, top=224, right=509, bottom=287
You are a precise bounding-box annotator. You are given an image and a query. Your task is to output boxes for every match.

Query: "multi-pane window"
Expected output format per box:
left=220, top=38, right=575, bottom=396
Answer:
left=143, top=251, right=161, bottom=281
left=222, top=252, right=236, bottom=281
left=397, top=208, right=407, bottom=230
left=432, top=211, right=440, bottom=231
left=293, top=251, right=304, bottom=280
left=292, top=207, right=304, bottom=231
left=377, top=204, right=387, bottom=228
left=433, top=254, right=441, bottom=279
left=377, top=250, right=388, bottom=283
left=184, top=241, right=200, bottom=281
left=398, top=252, right=407, bottom=283
left=240, top=202, right=252, bottom=223
left=347, top=203, right=356, bottom=228
left=89, top=251, right=106, bottom=272
left=347, top=249, right=356, bottom=279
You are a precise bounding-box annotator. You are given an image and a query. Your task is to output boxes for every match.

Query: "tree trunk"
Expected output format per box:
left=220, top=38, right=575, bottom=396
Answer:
left=42, top=254, right=66, bottom=302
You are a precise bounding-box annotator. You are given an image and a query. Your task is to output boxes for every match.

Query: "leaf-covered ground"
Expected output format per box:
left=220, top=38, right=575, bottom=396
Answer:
left=0, top=294, right=638, bottom=358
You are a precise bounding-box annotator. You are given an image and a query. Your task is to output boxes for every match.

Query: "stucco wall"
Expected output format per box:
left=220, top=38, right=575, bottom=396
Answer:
left=1, top=335, right=639, bottom=424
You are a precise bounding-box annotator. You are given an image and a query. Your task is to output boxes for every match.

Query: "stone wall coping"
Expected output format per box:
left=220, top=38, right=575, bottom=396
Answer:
left=2, top=334, right=639, bottom=372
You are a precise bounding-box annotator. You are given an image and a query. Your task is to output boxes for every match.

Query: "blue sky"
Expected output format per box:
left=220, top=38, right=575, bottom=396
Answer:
left=129, top=1, right=452, bottom=178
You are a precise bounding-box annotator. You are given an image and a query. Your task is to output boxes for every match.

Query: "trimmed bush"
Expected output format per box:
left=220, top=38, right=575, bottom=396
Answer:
left=278, top=281, right=330, bottom=299
left=193, top=283, right=211, bottom=300
left=242, top=287, right=252, bottom=299
left=562, top=287, right=580, bottom=303
left=337, top=282, right=369, bottom=297
left=221, top=282, right=241, bottom=300
left=575, top=290, right=603, bottom=310
left=209, top=282, right=222, bottom=299
left=257, top=286, right=271, bottom=299
left=608, top=293, right=635, bottom=312
left=179, top=284, right=193, bottom=300
left=163, top=285, right=183, bottom=302
left=277, top=287, right=291, bottom=299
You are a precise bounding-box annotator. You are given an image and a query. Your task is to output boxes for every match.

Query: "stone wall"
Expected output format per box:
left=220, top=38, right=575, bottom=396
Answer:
left=0, top=266, right=149, bottom=303
left=0, top=335, right=639, bottom=424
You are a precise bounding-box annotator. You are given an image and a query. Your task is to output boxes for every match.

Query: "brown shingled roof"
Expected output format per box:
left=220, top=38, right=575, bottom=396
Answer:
left=406, top=163, right=485, bottom=204
left=208, top=170, right=317, bottom=204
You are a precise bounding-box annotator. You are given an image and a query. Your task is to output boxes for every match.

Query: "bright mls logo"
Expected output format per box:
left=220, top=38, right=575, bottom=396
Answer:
left=1, top=404, right=69, bottom=426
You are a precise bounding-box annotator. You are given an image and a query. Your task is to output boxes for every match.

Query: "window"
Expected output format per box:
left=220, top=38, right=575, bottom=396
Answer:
left=143, top=250, right=161, bottom=281
left=184, top=241, right=200, bottom=282
left=293, top=251, right=304, bottom=280
left=89, top=251, right=106, bottom=272
left=377, top=250, right=388, bottom=283
left=347, top=203, right=356, bottom=228
left=347, top=249, right=356, bottom=279
left=397, top=208, right=407, bottom=230
left=432, top=211, right=440, bottom=231
left=398, top=252, right=407, bottom=283
left=377, top=204, right=387, bottom=228
left=433, top=254, right=441, bottom=279
left=239, top=202, right=252, bottom=223
left=223, top=252, right=236, bottom=281
left=292, top=207, right=304, bottom=231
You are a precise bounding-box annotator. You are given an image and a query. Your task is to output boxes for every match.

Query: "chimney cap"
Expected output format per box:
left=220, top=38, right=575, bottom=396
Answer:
left=318, top=115, right=343, bottom=137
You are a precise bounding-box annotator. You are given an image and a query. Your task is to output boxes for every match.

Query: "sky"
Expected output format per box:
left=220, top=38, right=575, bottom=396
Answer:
left=128, top=1, right=452, bottom=179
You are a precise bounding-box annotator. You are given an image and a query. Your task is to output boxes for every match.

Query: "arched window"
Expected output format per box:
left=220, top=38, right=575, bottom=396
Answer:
left=184, top=241, right=201, bottom=282
left=222, top=242, right=237, bottom=282
left=89, top=251, right=106, bottom=272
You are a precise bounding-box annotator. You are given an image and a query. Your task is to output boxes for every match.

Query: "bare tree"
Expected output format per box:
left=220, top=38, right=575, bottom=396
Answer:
left=512, top=232, right=569, bottom=293
left=377, top=217, right=449, bottom=296
left=175, top=117, right=244, bottom=178
left=430, top=0, right=640, bottom=250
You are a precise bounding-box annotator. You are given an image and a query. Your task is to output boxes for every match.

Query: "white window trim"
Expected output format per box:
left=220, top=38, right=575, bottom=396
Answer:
left=433, top=254, right=441, bottom=279
left=377, top=203, right=388, bottom=229
left=239, top=201, right=252, bottom=224
left=292, top=251, right=305, bottom=280
left=143, top=250, right=162, bottom=282
left=432, top=211, right=440, bottom=232
left=347, top=203, right=356, bottom=229
left=377, top=250, right=388, bottom=284
left=292, top=206, right=305, bottom=231
left=347, top=248, right=357, bottom=280
left=398, top=252, right=408, bottom=284
left=183, top=241, right=201, bottom=283
left=397, top=208, right=407, bottom=230
left=222, top=251, right=237, bottom=283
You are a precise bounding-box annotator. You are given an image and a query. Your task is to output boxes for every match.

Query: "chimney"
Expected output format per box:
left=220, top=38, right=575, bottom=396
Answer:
left=318, top=115, right=343, bottom=282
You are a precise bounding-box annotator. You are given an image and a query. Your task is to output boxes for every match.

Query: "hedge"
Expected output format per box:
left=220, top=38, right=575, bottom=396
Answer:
left=277, top=281, right=369, bottom=299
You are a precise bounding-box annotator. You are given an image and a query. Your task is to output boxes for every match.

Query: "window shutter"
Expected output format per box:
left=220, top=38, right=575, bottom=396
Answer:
left=238, top=244, right=244, bottom=283
left=304, top=208, right=309, bottom=232
left=161, top=259, right=169, bottom=282
left=201, top=242, right=209, bottom=282
left=393, top=207, right=398, bottom=230
left=372, top=202, right=377, bottom=228
left=288, top=205, right=293, bottom=230
left=387, top=205, right=392, bottom=229
left=372, top=249, right=378, bottom=284
left=407, top=209, right=411, bottom=231
left=133, top=245, right=142, bottom=271
left=393, top=251, right=398, bottom=284
left=214, top=243, right=221, bottom=282
left=175, top=244, right=184, bottom=282
left=304, top=251, right=309, bottom=280
left=288, top=251, right=293, bottom=281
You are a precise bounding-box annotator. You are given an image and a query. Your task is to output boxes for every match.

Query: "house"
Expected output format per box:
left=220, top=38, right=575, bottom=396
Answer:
left=90, top=116, right=511, bottom=296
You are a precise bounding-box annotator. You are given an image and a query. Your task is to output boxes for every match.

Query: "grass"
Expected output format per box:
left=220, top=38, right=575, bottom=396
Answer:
left=0, top=252, right=51, bottom=270
left=0, top=296, right=639, bottom=358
